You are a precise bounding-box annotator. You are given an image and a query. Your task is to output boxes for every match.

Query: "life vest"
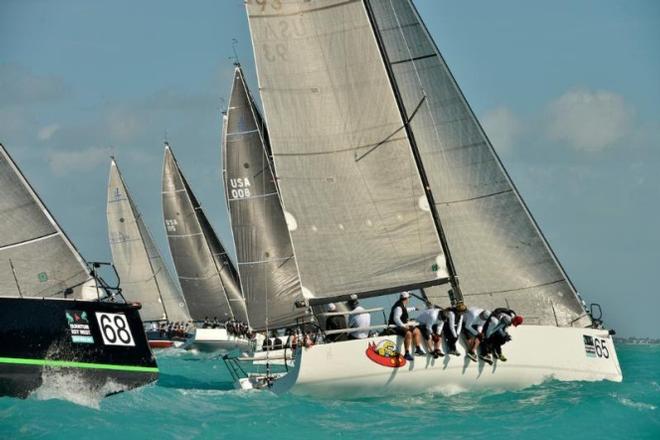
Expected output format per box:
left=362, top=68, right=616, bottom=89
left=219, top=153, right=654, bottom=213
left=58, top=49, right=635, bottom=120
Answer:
left=388, top=299, right=409, bottom=326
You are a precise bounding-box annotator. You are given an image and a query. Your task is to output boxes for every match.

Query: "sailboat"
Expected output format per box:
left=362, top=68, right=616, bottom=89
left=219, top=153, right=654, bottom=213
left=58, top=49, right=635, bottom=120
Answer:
left=0, top=143, right=158, bottom=398
left=107, top=158, right=192, bottom=349
left=236, top=0, right=622, bottom=397
left=161, top=143, right=251, bottom=352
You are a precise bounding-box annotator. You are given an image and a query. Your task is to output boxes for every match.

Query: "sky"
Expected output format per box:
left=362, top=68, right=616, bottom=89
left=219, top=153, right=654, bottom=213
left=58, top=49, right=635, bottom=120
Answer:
left=1, top=0, right=658, bottom=337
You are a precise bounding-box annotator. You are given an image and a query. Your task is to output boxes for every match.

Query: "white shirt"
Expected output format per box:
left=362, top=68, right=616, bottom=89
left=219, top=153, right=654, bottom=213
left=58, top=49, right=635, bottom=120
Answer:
left=463, top=307, right=485, bottom=336
left=416, top=308, right=441, bottom=335
left=445, top=310, right=463, bottom=338
left=392, top=305, right=417, bottom=328
left=348, top=306, right=371, bottom=339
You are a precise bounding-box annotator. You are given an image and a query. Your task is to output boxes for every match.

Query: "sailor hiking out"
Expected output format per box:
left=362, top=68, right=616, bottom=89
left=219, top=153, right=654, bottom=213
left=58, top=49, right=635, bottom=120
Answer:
left=415, top=302, right=444, bottom=359
left=462, top=307, right=490, bottom=362
left=480, top=308, right=524, bottom=362
left=439, top=303, right=466, bottom=356
left=388, top=292, right=424, bottom=361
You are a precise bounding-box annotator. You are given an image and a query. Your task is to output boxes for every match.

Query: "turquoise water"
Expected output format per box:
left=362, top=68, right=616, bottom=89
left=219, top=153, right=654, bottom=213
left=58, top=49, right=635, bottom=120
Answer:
left=1, top=344, right=658, bottom=439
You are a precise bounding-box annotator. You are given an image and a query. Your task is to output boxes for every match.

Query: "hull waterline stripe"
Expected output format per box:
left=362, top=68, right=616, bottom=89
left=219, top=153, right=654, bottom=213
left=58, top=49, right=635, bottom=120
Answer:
left=0, top=357, right=159, bottom=373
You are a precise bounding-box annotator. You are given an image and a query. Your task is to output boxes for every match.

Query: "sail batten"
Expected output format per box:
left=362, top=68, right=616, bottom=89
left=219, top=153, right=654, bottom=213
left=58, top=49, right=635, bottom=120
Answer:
left=162, top=145, right=249, bottom=323
left=0, top=143, right=92, bottom=298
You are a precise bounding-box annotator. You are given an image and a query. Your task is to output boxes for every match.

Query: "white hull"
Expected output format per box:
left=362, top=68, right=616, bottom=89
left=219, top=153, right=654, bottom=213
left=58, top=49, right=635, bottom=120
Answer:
left=185, top=328, right=252, bottom=353
left=271, top=326, right=622, bottom=398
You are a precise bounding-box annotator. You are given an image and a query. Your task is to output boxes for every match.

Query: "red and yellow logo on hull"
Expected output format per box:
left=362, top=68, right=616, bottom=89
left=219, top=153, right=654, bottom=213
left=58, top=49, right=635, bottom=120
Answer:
left=366, top=340, right=406, bottom=368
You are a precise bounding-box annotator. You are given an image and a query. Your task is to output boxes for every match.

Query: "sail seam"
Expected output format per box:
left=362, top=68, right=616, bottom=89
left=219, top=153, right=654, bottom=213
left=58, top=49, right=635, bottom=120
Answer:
left=463, top=279, right=565, bottom=296
left=273, top=135, right=407, bottom=157
left=390, top=53, right=437, bottom=65
left=438, top=189, right=513, bottom=205
left=0, top=231, right=59, bottom=251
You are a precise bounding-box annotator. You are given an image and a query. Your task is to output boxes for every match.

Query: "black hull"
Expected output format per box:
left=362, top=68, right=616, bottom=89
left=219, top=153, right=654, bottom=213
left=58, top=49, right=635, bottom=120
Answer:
left=0, top=297, right=158, bottom=398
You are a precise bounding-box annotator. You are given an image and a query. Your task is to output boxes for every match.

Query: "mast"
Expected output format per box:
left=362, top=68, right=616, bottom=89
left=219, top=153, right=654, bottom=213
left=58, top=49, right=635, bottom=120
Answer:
left=362, top=0, right=461, bottom=303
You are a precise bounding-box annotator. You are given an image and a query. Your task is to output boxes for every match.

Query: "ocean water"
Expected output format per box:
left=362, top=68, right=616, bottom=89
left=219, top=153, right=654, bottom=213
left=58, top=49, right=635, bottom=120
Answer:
left=1, top=344, right=657, bottom=439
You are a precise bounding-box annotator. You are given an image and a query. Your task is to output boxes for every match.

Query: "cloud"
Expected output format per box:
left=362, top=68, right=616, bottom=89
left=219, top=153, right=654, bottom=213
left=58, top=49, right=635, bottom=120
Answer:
left=37, top=123, right=60, bottom=141
left=481, top=106, right=522, bottom=154
left=546, top=88, right=634, bottom=152
left=48, top=146, right=110, bottom=177
left=0, top=64, right=70, bottom=107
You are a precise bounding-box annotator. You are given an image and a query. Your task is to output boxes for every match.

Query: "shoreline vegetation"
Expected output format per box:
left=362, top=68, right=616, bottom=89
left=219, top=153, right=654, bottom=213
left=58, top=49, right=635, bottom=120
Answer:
left=614, top=337, right=660, bottom=345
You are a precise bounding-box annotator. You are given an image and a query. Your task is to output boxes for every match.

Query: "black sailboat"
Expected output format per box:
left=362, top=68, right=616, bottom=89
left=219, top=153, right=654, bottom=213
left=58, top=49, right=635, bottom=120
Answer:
left=0, top=143, right=157, bottom=398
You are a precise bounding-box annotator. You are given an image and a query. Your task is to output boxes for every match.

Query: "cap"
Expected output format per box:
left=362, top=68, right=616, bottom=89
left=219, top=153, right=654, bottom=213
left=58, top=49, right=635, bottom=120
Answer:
left=512, top=315, right=524, bottom=327
left=401, top=291, right=411, bottom=299
left=349, top=294, right=358, bottom=301
left=327, top=303, right=337, bottom=312
left=479, top=309, right=491, bottom=320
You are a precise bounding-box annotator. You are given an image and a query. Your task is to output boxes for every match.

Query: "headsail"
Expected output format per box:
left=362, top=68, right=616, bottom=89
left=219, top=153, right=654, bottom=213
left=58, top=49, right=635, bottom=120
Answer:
left=365, top=0, right=590, bottom=326
left=223, top=65, right=308, bottom=330
left=162, top=144, right=249, bottom=323
left=0, top=143, right=92, bottom=298
left=245, top=0, right=449, bottom=302
left=107, top=159, right=190, bottom=322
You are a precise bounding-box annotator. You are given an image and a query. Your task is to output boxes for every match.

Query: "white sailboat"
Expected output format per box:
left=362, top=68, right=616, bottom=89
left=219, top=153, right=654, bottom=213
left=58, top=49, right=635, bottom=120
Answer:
left=235, top=0, right=622, bottom=396
left=107, top=158, right=192, bottom=349
left=161, top=144, right=252, bottom=353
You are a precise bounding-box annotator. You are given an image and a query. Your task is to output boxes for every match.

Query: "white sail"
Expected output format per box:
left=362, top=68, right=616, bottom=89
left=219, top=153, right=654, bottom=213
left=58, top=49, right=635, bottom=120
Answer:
left=365, top=0, right=590, bottom=326
left=0, top=143, right=92, bottom=298
left=246, top=0, right=449, bottom=301
left=107, top=159, right=190, bottom=322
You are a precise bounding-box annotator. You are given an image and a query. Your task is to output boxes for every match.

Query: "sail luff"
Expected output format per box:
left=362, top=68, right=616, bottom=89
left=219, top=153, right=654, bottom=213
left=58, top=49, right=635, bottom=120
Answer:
left=0, top=143, right=92, bottom=298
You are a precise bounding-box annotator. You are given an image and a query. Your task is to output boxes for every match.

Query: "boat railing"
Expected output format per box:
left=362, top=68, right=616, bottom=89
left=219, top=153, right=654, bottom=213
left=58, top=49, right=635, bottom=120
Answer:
left=317, top=307, right=385, bottom=317
left=323, top=324, right=392, bottom=336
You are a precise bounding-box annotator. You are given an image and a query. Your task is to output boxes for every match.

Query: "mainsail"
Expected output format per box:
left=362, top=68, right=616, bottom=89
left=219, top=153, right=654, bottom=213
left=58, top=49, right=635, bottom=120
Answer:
left=107, top=159, right=190, bottom=322
left=162, top=144, right=249, bottom=323
left=246, top=0, right=449, bottom=302
left=0, top=143, right=92, bottom=298
left=364, top=0, right=590, bottom=326
left=223, top=65, right=307, bottom=330
left=246, top=0, right=590, bottom=327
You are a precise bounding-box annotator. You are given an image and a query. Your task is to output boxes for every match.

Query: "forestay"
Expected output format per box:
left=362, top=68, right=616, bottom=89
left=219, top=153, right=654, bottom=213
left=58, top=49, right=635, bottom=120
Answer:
left=246, top=0, right=448, bottom=302
left=366, top=0, right=590, bottom=326
left=223, top=66, right=307, bottom=330
left=107, top=159, right=190, bottom=322
left=0, top=143, right=92, bottom=298
left=162, top=145, right=249, bottom=323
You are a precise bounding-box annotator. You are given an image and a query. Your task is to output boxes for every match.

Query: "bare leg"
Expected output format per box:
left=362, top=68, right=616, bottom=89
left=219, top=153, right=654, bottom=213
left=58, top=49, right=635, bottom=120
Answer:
left=404, top=331, right=412, bottom=353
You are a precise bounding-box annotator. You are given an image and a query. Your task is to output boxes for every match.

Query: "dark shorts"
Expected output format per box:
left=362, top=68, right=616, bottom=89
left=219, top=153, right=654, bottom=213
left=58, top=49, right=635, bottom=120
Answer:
left=393, top=326, right=411, bottom=337
left=420, top=324, right=440, bottom=340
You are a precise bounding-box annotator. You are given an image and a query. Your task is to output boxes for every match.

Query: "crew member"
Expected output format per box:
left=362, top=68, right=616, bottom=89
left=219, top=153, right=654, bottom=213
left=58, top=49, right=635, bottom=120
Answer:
left=481, top=309, right=523, bottom=362
left=462, top=307, right=490, bottom=362
left=347, top=294, right=370, bottom=340
left=416, top=301, right=444, bottom=358
left=439, top=302, right=466, bottom=356
left=388, top=291, right=424, bottom=361
left=325, top=302, right=347, bottom=343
